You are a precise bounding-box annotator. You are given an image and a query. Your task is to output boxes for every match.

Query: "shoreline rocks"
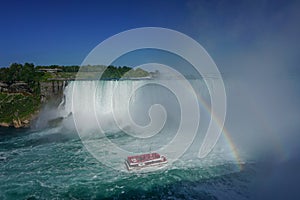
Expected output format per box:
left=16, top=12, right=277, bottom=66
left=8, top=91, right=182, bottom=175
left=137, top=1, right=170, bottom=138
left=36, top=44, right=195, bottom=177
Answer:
left=0, top=111, right=39, bottom=128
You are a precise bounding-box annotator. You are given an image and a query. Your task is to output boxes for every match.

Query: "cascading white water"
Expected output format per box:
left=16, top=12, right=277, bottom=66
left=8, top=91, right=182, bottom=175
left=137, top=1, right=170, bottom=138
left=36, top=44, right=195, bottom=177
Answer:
left=61, top=80, right=183, bottom=133
left=60, top=79, right=212, bottom=134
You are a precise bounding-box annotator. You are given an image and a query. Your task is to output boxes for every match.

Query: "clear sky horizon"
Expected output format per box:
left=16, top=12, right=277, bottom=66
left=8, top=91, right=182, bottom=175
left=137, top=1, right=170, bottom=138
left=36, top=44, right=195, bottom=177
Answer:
left=0, top=0, right=299, bottom=75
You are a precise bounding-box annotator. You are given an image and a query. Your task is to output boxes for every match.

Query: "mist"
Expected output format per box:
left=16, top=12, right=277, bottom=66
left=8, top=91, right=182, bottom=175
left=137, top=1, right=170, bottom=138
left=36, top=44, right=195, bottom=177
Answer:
left=185, top=0, right=300, bottom=198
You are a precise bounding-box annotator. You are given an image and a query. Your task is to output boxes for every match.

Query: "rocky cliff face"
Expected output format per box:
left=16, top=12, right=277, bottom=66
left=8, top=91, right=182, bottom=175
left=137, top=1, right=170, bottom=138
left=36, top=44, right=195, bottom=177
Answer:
left=40, top=81, right=66, bottom=103
left=0, top=80, right=66, bottom=102
left=0, top=82, right=32, bottom=93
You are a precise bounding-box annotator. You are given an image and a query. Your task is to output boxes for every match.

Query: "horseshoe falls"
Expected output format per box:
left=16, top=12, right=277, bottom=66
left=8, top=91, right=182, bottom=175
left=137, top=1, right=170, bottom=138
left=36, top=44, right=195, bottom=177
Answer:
left=1, top=79, right=297, bottom=200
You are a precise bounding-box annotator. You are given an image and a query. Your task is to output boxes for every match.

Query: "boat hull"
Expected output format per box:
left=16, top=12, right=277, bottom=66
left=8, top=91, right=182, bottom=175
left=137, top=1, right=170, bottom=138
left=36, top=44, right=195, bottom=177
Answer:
left=125, top=159, right=168, bottom=171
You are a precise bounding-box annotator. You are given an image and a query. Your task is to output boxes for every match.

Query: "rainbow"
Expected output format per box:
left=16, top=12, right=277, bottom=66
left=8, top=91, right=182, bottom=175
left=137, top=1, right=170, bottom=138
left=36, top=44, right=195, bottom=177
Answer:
left=185, top=80, right=244, bottom=171
left=200, top=97, right=244, bottom=171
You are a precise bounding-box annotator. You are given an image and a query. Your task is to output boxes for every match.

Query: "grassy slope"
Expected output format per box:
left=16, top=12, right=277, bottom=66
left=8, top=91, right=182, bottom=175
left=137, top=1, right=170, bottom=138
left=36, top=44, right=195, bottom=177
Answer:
left=0, top=93, right=40, bottom=123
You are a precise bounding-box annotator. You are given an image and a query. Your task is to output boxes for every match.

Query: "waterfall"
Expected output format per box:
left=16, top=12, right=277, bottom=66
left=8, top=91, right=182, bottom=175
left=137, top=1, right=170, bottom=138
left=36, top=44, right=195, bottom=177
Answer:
left=59, top=79, right=212, bottom=148
left=60, top=80, right=182, bottom=133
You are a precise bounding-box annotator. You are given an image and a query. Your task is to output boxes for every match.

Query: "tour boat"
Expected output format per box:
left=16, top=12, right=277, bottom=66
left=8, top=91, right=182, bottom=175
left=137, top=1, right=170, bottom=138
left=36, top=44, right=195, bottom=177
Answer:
left=125, top=152, right=167, bottom=171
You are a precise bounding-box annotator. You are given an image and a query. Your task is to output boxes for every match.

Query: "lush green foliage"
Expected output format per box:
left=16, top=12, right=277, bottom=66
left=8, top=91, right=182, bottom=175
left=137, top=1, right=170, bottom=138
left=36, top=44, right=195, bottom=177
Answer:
left=101, top=66, right=132, bottom=79
left=122, top=68, right=150, bottom=78
left=0, top=63, right=42, bottom=94
left=0, top=93, right=40, bottom=123
left=0, top=63, right=151, bottom=83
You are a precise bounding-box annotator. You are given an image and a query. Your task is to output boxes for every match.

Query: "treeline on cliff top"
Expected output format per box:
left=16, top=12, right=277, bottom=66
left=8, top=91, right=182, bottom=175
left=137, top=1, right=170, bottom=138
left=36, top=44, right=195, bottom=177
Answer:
left=0, top=63, right=152, bottom=84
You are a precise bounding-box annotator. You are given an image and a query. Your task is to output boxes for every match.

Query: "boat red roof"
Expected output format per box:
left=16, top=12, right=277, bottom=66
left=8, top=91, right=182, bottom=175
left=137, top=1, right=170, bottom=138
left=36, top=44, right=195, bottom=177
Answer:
left=127, top=153, right=161, bottom=164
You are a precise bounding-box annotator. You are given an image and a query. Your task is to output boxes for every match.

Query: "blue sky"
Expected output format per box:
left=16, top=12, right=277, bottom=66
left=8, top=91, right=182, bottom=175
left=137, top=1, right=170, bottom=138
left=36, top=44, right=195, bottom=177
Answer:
left=0, top=0, right=189, bottom=66
left=0, top=0, right=299, bottom=74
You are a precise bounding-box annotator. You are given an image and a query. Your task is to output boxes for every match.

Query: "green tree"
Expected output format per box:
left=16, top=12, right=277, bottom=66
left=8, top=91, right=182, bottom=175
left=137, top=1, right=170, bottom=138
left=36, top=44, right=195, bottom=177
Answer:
left=0, top=68, right=9, bottom=82
left=21, top=63, right=35, bottom=83
left=8, top=63, right=23, bottom=83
